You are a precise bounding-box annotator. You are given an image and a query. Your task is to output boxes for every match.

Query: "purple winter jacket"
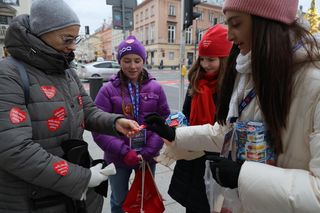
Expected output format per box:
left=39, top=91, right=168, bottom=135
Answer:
left=92, top=70, right=170, bottom=167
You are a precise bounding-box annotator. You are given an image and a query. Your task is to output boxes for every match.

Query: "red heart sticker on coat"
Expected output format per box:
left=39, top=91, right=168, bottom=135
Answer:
left=41, top=86, right=56, bottom=99
left=78, top=96, right=83, bottom=107
left=53, top=107, right=65, bottom=121
left=10, top=107, right=27, bottom=124
left=47, top=117, right=61, bottom=132
left=53, top=160, right=68, bottom=176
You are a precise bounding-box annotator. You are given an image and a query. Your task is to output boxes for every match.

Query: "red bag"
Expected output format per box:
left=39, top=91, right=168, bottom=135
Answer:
left=122, top=162, right=165, bottom=213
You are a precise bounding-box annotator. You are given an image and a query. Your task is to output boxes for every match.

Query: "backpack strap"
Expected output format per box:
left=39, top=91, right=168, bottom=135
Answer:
left=7, top=57, right=30, bottom=106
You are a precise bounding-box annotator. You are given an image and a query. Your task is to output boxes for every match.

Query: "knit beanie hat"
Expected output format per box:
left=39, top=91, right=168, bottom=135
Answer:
left=223, top=0, right=298, bottom=24
left=117, top=35, right=146, bottom=63
left=30, top=0, right=80, bottom=36
left=198, top=24, right=232, bottom=58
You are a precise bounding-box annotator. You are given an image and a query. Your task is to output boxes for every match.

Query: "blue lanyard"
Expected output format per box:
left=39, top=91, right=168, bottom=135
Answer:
left=292, top=41, right=303, bottom=53
left=230, top=89, right=256, bottom=123
left=238, top=89, right=256, bottom=115
left=128, top=82, right=140, bottom=120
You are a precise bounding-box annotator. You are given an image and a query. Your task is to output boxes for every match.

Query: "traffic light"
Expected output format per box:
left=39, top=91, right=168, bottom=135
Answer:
left=85, top=26, right=90, bottom=35
left=183, top=0, right=201, bottom=30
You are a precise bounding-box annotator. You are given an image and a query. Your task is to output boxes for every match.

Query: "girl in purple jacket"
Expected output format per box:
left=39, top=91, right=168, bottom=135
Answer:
left=92, top=35, right=170, bottom=213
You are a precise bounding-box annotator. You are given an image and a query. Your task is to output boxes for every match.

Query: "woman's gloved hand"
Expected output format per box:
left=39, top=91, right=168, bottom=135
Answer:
left=209, top=156, right=242, bottom=189
left=88, top=163, right=110, bottom=187
left=123, top=150, right=141, bottom=167
left=144, top=113, right=176, bottom=142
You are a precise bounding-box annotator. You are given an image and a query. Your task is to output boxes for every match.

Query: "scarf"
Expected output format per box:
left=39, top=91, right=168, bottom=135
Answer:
left=227, top=51, right=253, bottom=121
left=190, top=72, right=219, bottom=125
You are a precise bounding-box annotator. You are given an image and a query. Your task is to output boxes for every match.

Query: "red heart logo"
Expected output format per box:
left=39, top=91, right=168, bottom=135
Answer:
left=10, top=107, right=27, bottom=124
left=41, top=86, right=56, bottom=99
left=53, top=160, right=68, bottom=176
left=47, top=117, right=61, bottom=132
left=53, top=107, right=65, bottom=121
left=202, top=39, right=212, bottom=48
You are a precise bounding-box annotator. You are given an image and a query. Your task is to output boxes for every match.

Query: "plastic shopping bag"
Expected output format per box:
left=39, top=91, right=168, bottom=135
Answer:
left=204, top=160, right=242, bottom=213
left=122, top=162, right=165, bottom=213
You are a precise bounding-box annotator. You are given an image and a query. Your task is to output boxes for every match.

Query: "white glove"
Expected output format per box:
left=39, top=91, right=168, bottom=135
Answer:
left=100, top=163, right=117, bottom=176
left=154, top=145, right=205, bottom=167
left=88, top=163, right=109, bottom=187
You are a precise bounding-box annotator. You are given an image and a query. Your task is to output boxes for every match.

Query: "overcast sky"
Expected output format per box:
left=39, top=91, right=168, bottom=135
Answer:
left=64, top=0, right=319, bottom=35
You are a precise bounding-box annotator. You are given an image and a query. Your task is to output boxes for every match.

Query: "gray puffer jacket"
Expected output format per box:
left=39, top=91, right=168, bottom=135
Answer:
left=0, top=15, right=121, bottom=212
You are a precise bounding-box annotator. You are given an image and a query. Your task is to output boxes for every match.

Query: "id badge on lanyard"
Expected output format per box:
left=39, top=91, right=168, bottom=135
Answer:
left=128, top=82, right=146, bottom=151
left=130, top=129, right=147, bottom=152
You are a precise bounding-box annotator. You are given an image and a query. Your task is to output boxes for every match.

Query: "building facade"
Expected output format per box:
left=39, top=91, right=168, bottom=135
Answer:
left=133, top=0, right=224, bottom=69
left=75, top=24, right=124, bottom=63
left=0, top=0, right=32, bottom=57
left=75, top=0, right=224, bottom=66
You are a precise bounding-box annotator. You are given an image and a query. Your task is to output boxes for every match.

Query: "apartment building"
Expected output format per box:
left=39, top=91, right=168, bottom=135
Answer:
left=133, top=0, right=224, bottom=68
left=0, top=0, right=32, bottom=57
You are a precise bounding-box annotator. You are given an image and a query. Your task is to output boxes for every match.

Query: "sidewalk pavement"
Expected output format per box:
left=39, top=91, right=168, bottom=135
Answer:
left=83, top=130, right=185, bottom=213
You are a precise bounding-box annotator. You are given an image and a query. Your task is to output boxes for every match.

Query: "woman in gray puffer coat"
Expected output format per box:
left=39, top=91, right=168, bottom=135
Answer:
left=0, top=0, right=139, bottom=212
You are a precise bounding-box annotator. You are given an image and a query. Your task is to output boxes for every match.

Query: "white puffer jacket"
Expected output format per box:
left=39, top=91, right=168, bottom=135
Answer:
left=171, top=39, right=320, bottom=212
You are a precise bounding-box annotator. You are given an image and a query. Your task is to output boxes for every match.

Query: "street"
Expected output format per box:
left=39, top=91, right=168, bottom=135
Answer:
left=81, top=68, right=189, bottom=112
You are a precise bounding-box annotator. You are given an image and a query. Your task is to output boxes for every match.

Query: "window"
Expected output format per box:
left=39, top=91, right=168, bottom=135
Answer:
left=168, top=25, right=175, bottom=43
left=199, top=11, right=204, bottom=20
left=112, top=63, right=120, bottom=68
left=209, top=13, right=218, bottom=25
left=168, top=4, right=175, bottom=16
left=94, top=62, right=112, bottom=68
left=0, top=15, right=12, bottom=25
left=150, top=23, right=155, bottom=43
left=145, top=9, right=149, bottom=19
left=140, top=27, right=144, bottom=43
left=145, top=26, right=149, bottom=44
left=140, top=12, right=143, bottom=21
left=208, top=13, right=215, bottom=24
left=150, top=5, right=155, bottom=17
left=198, top=29, right=204, bottom=43
left=185, top=27, right=192, bottom=45
left=213, top=18, right=218, bottom=25
left=219, top=15, right=225, bottom=24
left=0, top=0, right=19, bottom=6
left=168, top=52, right=174, bottom=60
left=135, top=14, right=139, bottom=24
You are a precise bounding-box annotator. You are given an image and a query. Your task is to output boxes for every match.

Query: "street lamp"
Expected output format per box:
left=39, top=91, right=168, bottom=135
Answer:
left=194, top=18, right=198, bottom=62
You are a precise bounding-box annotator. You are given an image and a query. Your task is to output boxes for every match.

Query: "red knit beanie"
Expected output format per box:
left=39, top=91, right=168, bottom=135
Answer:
left=223, top=0, right=298, bottom=24
left=198, top=24, right=232, bottom=58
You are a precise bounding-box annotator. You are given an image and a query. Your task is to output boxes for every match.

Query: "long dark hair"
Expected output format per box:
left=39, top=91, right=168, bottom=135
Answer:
left=216, top=16, right=320, bottom=155
left=188, top=57, right=228, bottom=96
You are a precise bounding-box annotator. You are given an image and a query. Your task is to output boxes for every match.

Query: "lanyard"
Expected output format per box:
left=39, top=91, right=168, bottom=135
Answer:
left=230, top=89, right=256, bottom=123
left=292, top=41, right=303, bottom=53
left=128, top=82, right=140, bottom=120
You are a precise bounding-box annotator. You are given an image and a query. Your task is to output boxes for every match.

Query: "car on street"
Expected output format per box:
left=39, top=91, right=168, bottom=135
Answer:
left=77, top=61, right=120, bottom=81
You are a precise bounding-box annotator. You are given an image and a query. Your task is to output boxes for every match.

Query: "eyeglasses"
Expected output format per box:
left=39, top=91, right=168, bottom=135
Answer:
left=60, top=35, right=82, bottom=45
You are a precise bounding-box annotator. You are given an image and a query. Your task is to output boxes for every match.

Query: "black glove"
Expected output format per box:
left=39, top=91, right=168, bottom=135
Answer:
left=61, top=139, right=109, bottom=197
left=144, top=113, right=176, bottom=142
left=61, top=139, right=91, bottom=168
left=209, top=156, right=242, bottom=189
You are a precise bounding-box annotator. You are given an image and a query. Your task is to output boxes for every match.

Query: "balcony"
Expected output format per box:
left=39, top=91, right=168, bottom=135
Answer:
left=0, top=25, right=9, bottom=40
